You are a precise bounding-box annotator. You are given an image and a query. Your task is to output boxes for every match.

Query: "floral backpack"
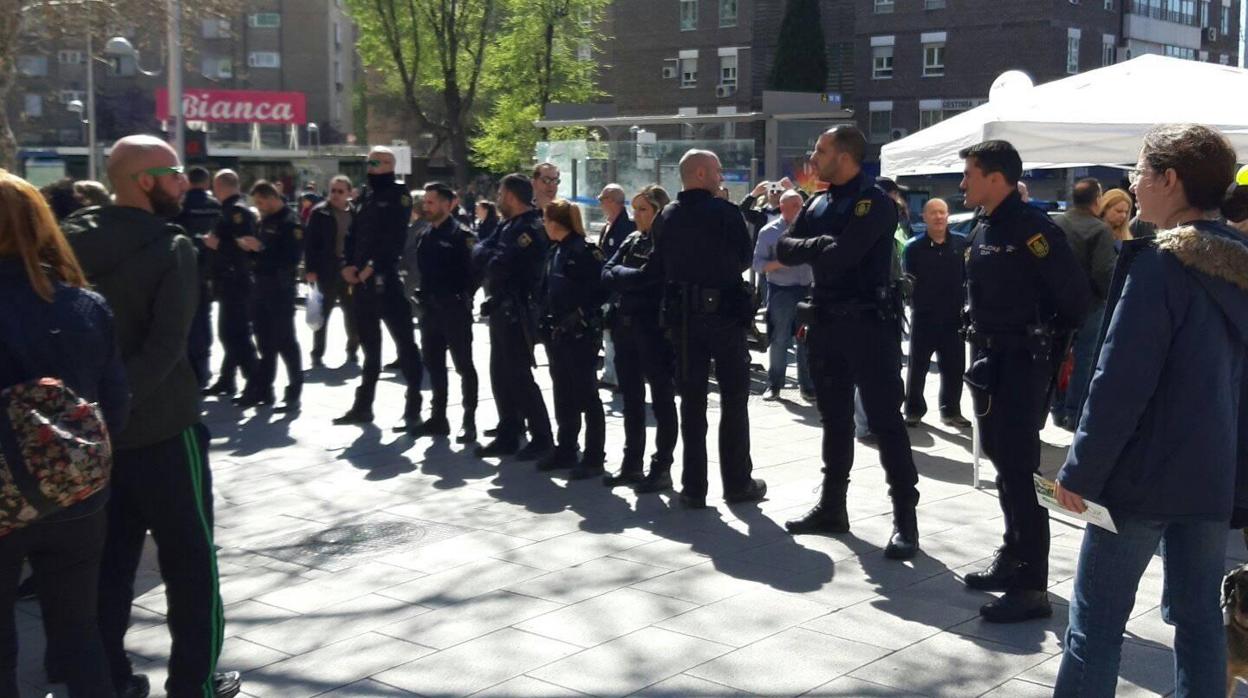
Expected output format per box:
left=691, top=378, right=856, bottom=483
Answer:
left=0, top=308, right=112, bottom=536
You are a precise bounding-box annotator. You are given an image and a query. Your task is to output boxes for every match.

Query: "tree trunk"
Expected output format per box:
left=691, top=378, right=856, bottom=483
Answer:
left=0, top=6, right=19, bottom=173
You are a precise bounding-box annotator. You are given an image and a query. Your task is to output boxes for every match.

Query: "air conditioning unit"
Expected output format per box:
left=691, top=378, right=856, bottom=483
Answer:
left=662, top=65, right=677, bottom=79
left=1205, top=27, right=1218, bottom=42
left=716, top=84, right=737, bottom=98
left=890, top=127, right=909, bottom=140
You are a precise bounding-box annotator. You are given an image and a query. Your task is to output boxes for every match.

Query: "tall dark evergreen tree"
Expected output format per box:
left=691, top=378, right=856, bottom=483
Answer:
left=768, top=0, right=829, bottom=92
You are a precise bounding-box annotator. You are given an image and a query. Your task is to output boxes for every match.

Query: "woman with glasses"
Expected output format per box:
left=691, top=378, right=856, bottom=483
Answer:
left=1053, top=125, right=1248, bottom=697
left=0, top=170, right=128, bottom=696
left=601, top=185, right=678, bottom=492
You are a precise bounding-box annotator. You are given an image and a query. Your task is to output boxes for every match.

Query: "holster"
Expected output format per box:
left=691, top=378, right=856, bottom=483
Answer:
left=963, top=353, right=998, bottom=417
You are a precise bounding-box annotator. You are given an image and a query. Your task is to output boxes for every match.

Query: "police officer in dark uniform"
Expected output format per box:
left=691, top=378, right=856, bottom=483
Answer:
left=471, top=174, right=555, bottom=460
left=236, top=180, right=304, bottom=411
left=902, top=197, right=971, bottom=428
left=600, top=185, right=678, bottom=491
left=776, top=126, right=920, bottom=559
left=614, top=149, right=766, bottom=509
left=536, top=199, right=607, bottom=479
left=410, top=181, right=479, bottom=443
left=203, top=169, right=259, bottom=398
left=333, top=148, right=425, bottom=432
left=176, top=166, right=221, bottom=390
left=958, top=140, right=1089, bottom=622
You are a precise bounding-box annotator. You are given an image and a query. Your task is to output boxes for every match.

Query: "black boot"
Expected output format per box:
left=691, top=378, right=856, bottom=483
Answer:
left=536, top=446, right=578, bottom=472
left=785, top=478, right=850, bottom=535
left=415, top=413, right=451, bottom=437
left=456, top=411, right=477, bottom=444
left=725, top=478, right=768, bottom=504
left=884, top=503, right=919, bottom=560
left=570, top=452, right=606, bottom=480
left=474, top=437, right=521, bottom=457
left=516, top=438, right=554, bottom=462
left=964, top=549, right=1024, bottom=591
left=274, top=386, right=301, bottom=413
left=603, top=461, right=645, bottom=487
left=233, top=387, right=274, bottom=408
left=979, top=589, right=1052, bottom=624
left=333, top=389, right=374, bottom=425
left=634, top=460, right=674, bottom=493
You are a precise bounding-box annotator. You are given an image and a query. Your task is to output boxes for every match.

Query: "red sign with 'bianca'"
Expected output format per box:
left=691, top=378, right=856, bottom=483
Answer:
left=156, top=89, right=306, bottom=125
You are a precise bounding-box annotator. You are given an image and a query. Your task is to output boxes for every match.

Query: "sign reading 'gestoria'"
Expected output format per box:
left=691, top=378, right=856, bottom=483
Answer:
left=155, top=89, right=307, bottom=125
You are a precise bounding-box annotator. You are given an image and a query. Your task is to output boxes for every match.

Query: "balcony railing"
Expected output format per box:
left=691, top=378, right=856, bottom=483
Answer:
left=1126, top=0, right=1197, bottom=26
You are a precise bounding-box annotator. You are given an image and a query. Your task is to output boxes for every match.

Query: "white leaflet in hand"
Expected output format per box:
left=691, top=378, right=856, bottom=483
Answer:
left=1033, top=475, right=1118, bottom=534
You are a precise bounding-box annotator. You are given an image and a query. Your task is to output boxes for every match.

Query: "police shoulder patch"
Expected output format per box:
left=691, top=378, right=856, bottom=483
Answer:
left=232, top=212, right=244, bottom=224
left=591, top=247, right=604, bottom=262
left=1026, top=233, right=1050, bottom=258
left=518, top=232, right=532, bottom=248
left=854, top=199, right=873, bottom=217
left=293, top=227, right=303, bottom=241
left=400, top=194, right=412, bottom=207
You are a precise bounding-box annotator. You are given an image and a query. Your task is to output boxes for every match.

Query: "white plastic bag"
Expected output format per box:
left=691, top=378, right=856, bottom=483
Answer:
left=305, top=282, right=325, bottom=332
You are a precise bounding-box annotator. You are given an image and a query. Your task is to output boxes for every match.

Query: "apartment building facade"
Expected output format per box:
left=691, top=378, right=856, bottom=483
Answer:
left=9, top=0, right=358, bottom=150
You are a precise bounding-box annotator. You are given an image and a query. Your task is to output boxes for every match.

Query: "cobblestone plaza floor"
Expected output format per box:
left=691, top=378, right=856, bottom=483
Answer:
left=17, top=307, right=1248, bottom=697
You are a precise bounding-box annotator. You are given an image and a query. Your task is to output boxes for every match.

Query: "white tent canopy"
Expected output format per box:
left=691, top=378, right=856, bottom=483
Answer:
left=880, top=55, right=1248, bottom=178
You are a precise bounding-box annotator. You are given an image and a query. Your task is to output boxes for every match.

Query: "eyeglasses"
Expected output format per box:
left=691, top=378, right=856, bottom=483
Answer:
left=366, top=159, right=386, bottom=167
left=1237, top=166, right=1248, bottom=186
left=130, top=165, right=185, bottom=181
left=538, top=176, right=560, bottom=186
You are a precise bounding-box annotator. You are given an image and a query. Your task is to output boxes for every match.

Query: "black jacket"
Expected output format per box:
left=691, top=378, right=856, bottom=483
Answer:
left=597, top=212, right=636, bottom=264
left=0, top=259, right=130, bottom=520
left=211, top=194, right=258, bottom=283
left=251, top=205, right=303, bottom=278
left=902, top=232, right=967, bottom=325
left=776, top=171, right=897, bottom=305
left=304, top=201, right=348, bottom=278
left=62, top=206, right=201, bottom=450
left=415, top=216, right=478, bottom=299
left=603, top=230, right=664, bottom=320
left=472, top=208, right=548, bottom=301
left=344, top=174, right=413, bottom=276
left=540, top=235, right=606, bottom=331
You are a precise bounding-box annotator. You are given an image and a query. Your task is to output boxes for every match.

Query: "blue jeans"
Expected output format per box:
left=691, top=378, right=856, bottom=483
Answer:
left=1055, top=517, right=1228, bottom=698
left=1061, top=302, right=1106, bottom=426
left=765, top=283, right=812, bottom=393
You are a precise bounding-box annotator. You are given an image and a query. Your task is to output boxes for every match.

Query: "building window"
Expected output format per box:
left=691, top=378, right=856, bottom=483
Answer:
left=248, top=51, right=281, bottom=68
left=1104, top=0, right=1113, bottom=8
left=922, top=41, right=945, bottom=77
left=872, top=43, right=894, bottom=79
left=1200, top=0, right=1211, bottom=26
left=58, top=90, right=85, bottom=104
left=719, top=0, right=737, bottom=27
left=1102, top=34, right=1116, bottom=65
left=919, top=108, right=943, bottom=129
left=680, top=0, right=697, bottom=31
left=874, top=0, right=895, bottom=13
left=57, top=50, right=84, bottom=65
left=868, top=103, right=893, bottom=143
left=201, top=56, right=233, bottom=78
left=1066, top=28, right=1081, bottom=74
left=23, top=94, right=43, bottom=118
left=925, top=0, right=947, bottom=8
left=720, top=53, right=738, bottom=87
left=1221, top=4, right=1230, bottom=34
left=679, top=54, right=698, bottom=87
left=248, top=12, right=281, bottom=28
left=1164, top=44, right=1197, bottom=59
left=201, top=18, right=230, bottom=38
left=17, top=55, right=48, bottom=77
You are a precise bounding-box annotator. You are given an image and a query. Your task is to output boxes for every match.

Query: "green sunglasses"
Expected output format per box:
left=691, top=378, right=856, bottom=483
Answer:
left=366, top=159, right=384, bottom=167
left=1238, top=165, right=1248, bottom=187
left=130, top=165, right=185, bottom=180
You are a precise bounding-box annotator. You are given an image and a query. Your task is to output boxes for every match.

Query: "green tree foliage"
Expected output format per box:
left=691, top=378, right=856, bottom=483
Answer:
left=768, top=0, right=829, bottom=93
left=471, top=0, right=607, bottom=174
left=344, top=0, right=493, bottom=187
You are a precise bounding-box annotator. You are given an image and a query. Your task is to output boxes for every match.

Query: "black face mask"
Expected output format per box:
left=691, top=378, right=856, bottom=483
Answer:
left=367, top=172, right=395, bottom=189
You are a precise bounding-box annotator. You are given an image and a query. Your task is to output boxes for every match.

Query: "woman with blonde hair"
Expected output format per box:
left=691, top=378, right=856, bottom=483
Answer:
left=601, top=185, right=678, bottom=491
left=536, top=199, right=608, bottom=479
left=0, top=170, right=128, bottom=696
left=1098, top=188, right=1134, bottom=241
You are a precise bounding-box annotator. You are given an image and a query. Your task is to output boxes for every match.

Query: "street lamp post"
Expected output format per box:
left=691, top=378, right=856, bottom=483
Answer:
left=67, top=99, right=87, bottom=150
left=85, top=19, right=98, bottom=180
